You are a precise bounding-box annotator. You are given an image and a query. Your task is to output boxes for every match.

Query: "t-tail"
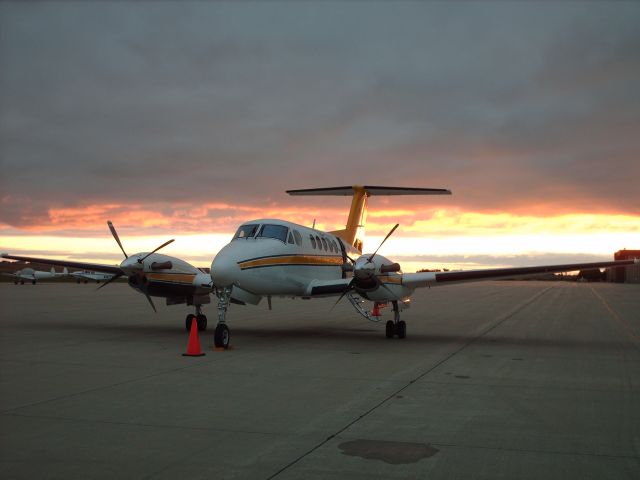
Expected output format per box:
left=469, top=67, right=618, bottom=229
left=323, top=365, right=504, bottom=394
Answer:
left=286, top=185, right=451, bottom=252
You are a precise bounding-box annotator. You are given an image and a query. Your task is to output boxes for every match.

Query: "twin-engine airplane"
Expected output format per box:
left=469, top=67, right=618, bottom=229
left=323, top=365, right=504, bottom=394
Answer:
left=2, top=266, right=68, bottom=285
left=3, top=185, right=637, bottom=348
left=206, top=185, right=638, bottom=349
left=70, top=270, right=116, bottom=284
left=2, top=222, right=214, bottom=331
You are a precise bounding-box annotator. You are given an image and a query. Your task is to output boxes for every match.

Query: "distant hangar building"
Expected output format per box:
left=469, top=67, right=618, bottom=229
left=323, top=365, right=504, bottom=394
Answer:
left=610, top=249, right=640, bottom=283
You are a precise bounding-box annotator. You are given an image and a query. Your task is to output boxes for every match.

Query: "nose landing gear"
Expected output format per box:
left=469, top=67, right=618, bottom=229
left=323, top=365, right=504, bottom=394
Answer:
left=213, top=287, right=232, bottom=349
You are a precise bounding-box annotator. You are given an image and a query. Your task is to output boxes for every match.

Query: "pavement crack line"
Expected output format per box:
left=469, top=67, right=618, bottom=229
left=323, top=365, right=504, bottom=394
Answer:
left=266, top=286, right=554, bottom=479
left=589, top=285, right=640, bottom=351
left=0, top=360, right=213, bottom=415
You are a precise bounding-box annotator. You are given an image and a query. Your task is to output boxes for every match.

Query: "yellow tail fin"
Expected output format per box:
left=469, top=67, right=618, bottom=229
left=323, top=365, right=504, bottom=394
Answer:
left=286, top=185, right=451, bottom=253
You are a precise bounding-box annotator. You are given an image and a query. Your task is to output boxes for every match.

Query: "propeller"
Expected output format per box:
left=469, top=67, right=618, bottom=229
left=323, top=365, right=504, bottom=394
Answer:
left=100, top=221, right=174, bottom=313
left=143, top=291, right=157, bottom=312
left=107, top=220, right=128, bottom=259
left=96, top=273, right=124, bottom=290
left=332, top=223, right=401, bottom=309
left=138, top=239, right=175, bottom=264
left=367, top=223, right=399, bottom=263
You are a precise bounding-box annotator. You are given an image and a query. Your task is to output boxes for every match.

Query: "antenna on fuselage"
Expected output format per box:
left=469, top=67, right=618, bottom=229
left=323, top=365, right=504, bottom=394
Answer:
left=312, top=219, right=316, bottom=229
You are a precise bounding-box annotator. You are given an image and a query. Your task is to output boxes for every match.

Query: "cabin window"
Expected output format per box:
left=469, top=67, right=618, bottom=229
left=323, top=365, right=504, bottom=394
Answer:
left=293, top=230, right=302, bottom=246
left=310, top=235, right=317, bottom=249
left=321, top=237, right=328, bottom=251
left=287, top=232, right=295, bottom=244
left=234, top=224, right=259, bottom=239
left=315, top=235, right=323, bottom=250
left=257, top=224, right=289, bottom=243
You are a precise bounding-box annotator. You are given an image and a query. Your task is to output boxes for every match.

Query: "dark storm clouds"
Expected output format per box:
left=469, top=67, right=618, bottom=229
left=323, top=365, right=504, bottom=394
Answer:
left=1, top=1, right=639, bottom=229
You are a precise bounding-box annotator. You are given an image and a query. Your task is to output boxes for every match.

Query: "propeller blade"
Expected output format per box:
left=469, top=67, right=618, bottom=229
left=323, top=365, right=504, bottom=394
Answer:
left=330, top=279, right=355, bottom=311
left=107, top=221, right=128, bottom=259
left=96, top=273, right=123, bottom=290
left=143, top=291, right=157, bottom=312
left=368, top=223, right=399, bottom=262
left=138, top=239, right=175, bottom=263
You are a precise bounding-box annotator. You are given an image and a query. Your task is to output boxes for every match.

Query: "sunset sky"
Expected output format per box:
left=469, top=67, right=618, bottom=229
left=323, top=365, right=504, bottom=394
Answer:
left=1, top=2, right=638, bottom=272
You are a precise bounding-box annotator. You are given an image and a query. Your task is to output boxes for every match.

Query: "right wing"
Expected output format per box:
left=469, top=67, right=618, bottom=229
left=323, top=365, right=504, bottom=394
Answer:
left=401, top=259, right=638, bottom=289
left=1, top=253, right=123, bottom=275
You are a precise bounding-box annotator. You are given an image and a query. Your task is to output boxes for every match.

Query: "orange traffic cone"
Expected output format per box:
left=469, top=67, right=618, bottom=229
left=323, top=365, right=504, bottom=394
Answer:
left=371, top=303, right=382, bottom=317
left=182, top=319, right=205, bottom=357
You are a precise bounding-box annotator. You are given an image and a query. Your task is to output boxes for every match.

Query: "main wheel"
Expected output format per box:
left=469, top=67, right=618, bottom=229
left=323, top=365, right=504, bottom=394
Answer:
left=396, top=320, right=407, bottom=339
left=214, top=323, right=230, bottom=349
left=385, top=320, right=395, bottom=339
left=196, top=314, right=207, bottom=332
left=185, top=314, right=196, bottom=332
left=32, top=280, right=36, bottom=285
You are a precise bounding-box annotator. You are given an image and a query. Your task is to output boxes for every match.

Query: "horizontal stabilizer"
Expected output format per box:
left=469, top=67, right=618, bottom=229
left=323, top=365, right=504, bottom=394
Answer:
left=287, top=186, right=451, bottom=196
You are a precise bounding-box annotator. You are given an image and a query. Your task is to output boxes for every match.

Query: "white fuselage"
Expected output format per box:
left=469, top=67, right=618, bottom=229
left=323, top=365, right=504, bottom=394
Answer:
left=210, top=219, right=414, bottom=302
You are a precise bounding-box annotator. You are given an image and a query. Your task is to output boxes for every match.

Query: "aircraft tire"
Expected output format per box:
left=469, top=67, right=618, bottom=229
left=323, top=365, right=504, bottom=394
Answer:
left=185, top=314, right=196, bottom=332
left=196, top=314, right=207, bottom=331
left=32, top=280, right=36, bottom=285
left=385, top=320, right=395, bottom=339
left=397, top=320, right=406, bottom=339
left=214, top=324, right=230, bottom=349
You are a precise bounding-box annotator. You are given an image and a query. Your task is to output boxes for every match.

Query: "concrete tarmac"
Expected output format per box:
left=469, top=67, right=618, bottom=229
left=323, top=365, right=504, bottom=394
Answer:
left=0, top=281, right=639, bottom=479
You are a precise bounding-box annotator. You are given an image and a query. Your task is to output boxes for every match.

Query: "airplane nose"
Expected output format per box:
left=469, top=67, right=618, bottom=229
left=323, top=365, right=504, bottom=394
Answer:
left=211, top=254, right=240, bottom=287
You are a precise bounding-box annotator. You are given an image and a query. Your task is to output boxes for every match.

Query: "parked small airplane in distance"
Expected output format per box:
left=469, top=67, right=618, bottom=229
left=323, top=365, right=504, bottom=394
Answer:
left=70, top=270, right=116, bottom=284
left=207, top=185, right=639, bottom=349
left=2, top=266, right=68, bottom=285
left=2, top=222, right=214, bottom=331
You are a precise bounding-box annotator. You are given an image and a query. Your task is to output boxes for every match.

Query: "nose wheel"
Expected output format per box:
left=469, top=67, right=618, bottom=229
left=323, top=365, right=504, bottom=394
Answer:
left=385, top=301, right=406, bottom=339
left=214, top=323, right=230, bottom=349
left=214, top=287, right=232, bottom=349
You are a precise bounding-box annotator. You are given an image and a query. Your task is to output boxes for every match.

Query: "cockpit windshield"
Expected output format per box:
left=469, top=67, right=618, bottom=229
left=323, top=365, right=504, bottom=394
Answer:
left=257, top=224, right=289, bottom=243
left=234, top=224, right=259, bottom=239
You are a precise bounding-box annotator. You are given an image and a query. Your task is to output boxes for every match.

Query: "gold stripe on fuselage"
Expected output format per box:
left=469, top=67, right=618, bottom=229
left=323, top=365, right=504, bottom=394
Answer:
left=378, top=275, right=403, bottom=285
left=239, top=255, right=343, bottom=270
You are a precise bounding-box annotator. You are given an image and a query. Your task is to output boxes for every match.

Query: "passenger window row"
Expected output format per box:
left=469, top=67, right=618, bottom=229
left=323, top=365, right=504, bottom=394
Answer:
left=309, top=234, right=339, bottom=253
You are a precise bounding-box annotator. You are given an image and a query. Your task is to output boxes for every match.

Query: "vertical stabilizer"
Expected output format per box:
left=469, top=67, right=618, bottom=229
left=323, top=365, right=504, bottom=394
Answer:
left=286, top=185, right=451, bottom=253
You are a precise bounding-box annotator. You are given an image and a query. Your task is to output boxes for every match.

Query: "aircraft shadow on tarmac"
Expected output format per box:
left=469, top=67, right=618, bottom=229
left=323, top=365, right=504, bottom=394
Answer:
left=21, top=320, right=629, bottom=351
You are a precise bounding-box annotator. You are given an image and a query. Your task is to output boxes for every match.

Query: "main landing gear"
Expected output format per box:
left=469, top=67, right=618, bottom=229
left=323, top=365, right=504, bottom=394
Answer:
left=213, top=287, right=232, bottom=349
left=385, top=301, right=406, bottom=339
left=185, top=304, right=208, bottom=332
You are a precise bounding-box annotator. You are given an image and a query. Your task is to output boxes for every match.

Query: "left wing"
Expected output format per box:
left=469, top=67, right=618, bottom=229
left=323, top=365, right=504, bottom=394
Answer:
left=401, top=259, right=638, bottom=289
left=1, top=253, right=123, bottom=275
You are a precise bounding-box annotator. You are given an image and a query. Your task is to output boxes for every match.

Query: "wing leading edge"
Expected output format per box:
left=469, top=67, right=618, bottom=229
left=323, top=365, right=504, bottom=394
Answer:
left=401, top=259, right=638, bottom=289
left=1, top=253, right=123, bottom=275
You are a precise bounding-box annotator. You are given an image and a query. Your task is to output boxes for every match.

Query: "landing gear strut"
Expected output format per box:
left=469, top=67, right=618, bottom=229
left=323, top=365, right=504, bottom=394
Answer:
left=185, top=305, right=208, bottom=332
left=385, top=301, right=406, bottom=339
left=214, top=287, right=232, bottom=349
